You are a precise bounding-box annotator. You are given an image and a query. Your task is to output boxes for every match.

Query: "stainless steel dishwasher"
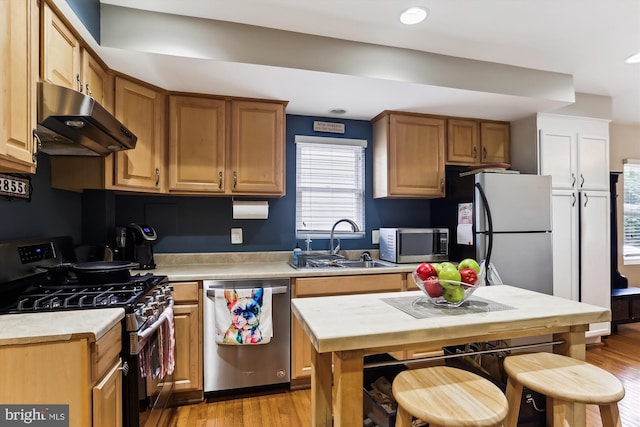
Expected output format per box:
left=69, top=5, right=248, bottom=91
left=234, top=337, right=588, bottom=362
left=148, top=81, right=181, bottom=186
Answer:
left=203, top=278, right=291, bottom=392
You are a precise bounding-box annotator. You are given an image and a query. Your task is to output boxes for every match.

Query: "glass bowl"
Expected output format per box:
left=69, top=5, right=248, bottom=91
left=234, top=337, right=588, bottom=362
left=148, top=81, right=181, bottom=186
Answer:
left=411, top=269, right=483, bottom=307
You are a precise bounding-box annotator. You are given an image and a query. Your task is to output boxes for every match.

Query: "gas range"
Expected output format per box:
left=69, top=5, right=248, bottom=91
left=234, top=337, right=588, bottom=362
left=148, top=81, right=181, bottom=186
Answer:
left=3, top=273, right=168, bottom=314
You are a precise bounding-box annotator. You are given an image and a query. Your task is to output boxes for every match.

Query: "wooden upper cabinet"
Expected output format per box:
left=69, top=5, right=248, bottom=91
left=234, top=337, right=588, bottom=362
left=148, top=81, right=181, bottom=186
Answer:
left=42, top=2, right=81, bottom=90
left=168, top=96, right=226, bottom=193
left=446, top=119, right=510, bottom=166
left=114, top=77, right=166, bottom=192
left=229, top=100, right=286, bottom=196
left=81, top=49, right=112, bottom=111
left=373, top=112, right=445, bottom=198
left=480, top=121, right=510, bottom=164
left=447, top=119, right=480, bottom=164
left=0, top=0, right=38, bottom=173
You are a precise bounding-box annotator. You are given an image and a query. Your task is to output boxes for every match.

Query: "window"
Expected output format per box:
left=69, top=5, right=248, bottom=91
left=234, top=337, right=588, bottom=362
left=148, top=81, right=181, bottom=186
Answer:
left=623, top=159, right=640, bottom=264
left=295, top=135, right=366, bottom=240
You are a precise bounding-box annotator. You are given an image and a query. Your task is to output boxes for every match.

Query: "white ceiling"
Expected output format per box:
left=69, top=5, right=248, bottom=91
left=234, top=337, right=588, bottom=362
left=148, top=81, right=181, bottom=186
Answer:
left=91, top=0, right=640, bottom=124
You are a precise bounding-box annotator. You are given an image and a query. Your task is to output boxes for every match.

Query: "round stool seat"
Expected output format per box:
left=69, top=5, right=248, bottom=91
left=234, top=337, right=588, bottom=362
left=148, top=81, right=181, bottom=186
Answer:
left=392, top=366, right=509, bottom=427
left=503, top=352, right=625, bottom=405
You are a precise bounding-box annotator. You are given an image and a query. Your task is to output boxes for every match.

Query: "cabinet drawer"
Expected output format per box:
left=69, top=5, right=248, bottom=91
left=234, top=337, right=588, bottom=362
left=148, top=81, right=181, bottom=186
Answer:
left=172, top=281, right=200, bottom=303
left=294, top=274, right=403, bottom=297
left=92, top=324, right=122, bottom=382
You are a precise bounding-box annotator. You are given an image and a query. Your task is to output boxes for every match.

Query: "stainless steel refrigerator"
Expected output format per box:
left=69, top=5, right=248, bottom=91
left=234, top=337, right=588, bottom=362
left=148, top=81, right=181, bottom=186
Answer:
left=474, top=172, right=553, bottom=294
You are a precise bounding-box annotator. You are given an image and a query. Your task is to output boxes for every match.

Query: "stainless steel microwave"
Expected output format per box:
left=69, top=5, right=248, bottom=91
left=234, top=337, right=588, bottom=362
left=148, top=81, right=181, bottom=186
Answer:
left=379, top=228, right=449, bottom=263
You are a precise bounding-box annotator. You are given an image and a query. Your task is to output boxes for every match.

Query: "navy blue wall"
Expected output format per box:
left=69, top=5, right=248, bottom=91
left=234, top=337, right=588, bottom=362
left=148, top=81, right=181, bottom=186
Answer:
left=64, top=0, right=100, bottom=43
left=115, top=115, right=433, bottom=253
left=0, top=155, right=82, bottom=243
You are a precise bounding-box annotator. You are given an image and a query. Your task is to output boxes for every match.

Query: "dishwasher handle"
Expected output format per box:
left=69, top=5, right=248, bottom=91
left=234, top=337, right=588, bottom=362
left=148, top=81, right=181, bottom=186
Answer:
left=206, top=285, right=288, bottom=297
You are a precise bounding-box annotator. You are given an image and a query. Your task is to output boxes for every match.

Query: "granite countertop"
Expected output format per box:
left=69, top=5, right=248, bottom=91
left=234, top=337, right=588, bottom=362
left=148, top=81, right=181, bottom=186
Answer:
left=149, top=250, right=420, bottom=281
left=0, top=308, right=124, bottom=346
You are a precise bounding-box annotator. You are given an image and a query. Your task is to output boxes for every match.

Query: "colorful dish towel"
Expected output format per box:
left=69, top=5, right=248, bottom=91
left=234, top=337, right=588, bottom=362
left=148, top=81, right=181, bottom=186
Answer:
left=215, top=287, right=273, bottom=345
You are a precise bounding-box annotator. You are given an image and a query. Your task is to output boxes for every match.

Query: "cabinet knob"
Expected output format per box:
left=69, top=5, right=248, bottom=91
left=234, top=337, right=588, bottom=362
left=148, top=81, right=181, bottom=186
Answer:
left=482, top=147, right=487, bottom=161
left=571, top=173, right=576, bottom=188
left=572, top=193, right=576, bottom=207
left=32, top=129, right=41, bottom=164
left=583, top=192, right=589, bottom=207
left=580, top=173, right=585, bottom=188
left=76, top=74, right=83, bottom=93
left=218, top=171, right=223, bottom=189
left=440, top=178, right=445, bottom=192
left=155, top=168, right=160, bottom=187
left=473, top=147, right=478, bottom=159
left=233, top=171, right=237, bottom=189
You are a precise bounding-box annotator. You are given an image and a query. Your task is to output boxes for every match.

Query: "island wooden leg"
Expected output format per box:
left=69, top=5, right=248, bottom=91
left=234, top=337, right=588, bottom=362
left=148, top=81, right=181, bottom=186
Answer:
left=311, top=349, right=333, bottom=427
left=553, top=324, right=588, bottom=426
left=333, top=350, right=365, bottom=427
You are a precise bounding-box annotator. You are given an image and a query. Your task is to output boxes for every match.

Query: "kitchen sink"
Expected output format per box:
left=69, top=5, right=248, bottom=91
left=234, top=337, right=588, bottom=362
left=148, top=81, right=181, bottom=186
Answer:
left=288, top=256, right=397, bottom=270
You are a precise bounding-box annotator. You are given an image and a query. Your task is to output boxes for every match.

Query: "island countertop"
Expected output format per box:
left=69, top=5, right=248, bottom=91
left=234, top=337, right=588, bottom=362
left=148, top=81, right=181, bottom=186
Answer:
left=291, top=284, right=611, bottom=354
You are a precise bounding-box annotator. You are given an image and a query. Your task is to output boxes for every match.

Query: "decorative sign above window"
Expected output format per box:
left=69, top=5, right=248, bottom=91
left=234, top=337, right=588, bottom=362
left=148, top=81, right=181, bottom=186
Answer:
left=313, top=121, right=345, bottom=134
left=0, top=173, right=31, bottom=201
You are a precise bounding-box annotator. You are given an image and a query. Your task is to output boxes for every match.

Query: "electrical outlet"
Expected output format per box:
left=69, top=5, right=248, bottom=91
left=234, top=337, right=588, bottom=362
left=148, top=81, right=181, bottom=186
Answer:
left=372, top=229, right=380, bottom=245
left=231, top=228, right=243, bottom=244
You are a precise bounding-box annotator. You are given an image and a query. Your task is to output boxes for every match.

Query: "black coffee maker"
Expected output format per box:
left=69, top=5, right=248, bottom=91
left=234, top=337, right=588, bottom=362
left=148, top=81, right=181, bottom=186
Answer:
left=123, top=223, right=157, bottom=269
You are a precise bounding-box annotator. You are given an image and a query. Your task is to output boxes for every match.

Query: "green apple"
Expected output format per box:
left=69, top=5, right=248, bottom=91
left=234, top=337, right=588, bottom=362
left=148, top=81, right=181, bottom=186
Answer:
left=458, top=258, right=480, bottom=274
left=438, top=267, right=461, bottom=289
left=439, top=262, right=456, bottom=271
left=431, top=263, right=443, bottom=275
left=443, top=286, right=465, bottom=303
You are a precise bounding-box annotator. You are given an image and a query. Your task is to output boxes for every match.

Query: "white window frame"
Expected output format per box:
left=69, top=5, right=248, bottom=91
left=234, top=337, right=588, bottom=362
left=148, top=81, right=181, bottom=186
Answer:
left=294, top=135, right=366, bottom=240
left=623, top=159, right=640, bottom=265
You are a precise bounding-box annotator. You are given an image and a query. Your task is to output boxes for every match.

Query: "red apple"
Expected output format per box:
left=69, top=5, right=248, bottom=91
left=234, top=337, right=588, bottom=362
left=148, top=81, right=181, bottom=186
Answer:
left=416, top=262, right=437, bottom=281
left=459, top=268, right=478, bottom=287
left=424, top=276, right=443, bottom=298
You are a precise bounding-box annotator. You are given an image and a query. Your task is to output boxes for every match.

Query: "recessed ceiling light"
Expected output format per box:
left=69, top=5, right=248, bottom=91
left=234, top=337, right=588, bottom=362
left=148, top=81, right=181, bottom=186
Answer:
left=625, top=52, right=640, bottom=64
left=400, top=7, right=429, bottom=25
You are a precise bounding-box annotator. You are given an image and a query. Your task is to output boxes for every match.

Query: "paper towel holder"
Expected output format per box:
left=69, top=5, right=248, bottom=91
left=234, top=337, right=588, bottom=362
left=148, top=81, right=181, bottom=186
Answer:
left=232, top=199, right=269, bottom=220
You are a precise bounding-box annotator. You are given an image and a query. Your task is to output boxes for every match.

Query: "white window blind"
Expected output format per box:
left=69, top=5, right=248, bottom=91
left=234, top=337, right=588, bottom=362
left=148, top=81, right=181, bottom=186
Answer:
left=295, top=135, right=366, bottom=239
left=623, top=160, right=640, bottom=264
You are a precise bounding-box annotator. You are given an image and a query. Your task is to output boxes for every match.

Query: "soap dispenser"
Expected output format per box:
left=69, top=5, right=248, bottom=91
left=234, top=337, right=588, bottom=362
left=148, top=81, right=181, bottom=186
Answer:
left=292, top=243, right=302, bottom=265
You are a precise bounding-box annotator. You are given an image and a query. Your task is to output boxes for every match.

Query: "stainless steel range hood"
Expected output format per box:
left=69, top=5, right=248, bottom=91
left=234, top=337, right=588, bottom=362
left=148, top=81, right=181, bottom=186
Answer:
left=36, top=82, right=137, bottom=156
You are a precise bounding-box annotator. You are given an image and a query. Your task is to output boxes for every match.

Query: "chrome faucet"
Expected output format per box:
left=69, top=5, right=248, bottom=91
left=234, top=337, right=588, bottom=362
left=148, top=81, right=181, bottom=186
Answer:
left=329, top=219, right=360, bottom=255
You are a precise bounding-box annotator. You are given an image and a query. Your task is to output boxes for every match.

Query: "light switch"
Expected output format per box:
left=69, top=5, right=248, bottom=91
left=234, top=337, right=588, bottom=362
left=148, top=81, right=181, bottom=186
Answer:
left=231, top=228, right=243, bottom=244
left=372, top=229, right=380, bottom=245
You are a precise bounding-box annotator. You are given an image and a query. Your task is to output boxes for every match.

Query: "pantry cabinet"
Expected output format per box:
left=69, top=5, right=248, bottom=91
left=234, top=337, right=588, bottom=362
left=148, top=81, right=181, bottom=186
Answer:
left=372, top=112, right=446, bottom=198
left=0, top=323, right=122, bottom=427
left=510, top=112, right=611, bottom=338
left=291, top=274, right=403, bottom=382
left=170, top=281, right=203, bottom=401
left=446, top=119, right=510, bottom=166
left=0, top=0, right=39, bottom=173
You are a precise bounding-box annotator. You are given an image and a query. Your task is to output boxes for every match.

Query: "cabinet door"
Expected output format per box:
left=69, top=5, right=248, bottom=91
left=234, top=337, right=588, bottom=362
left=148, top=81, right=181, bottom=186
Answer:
left=0, top=0, right=38, bottom=173
left=229, top=101, right=285, bottom=195
left=580, top=190, right=611, bottom=337
left=81, top=49, right=111, bottom=111
left=114, top=77, right=166, bottom=192
left=446, top=119, right=479, bottom=165
left=93, top=360, right=123, bottom=427
left=539, top=129, right=577, bottom=190
left=42, top=3, right=80, bottom=90
left=387, top=114, right=445, bottom=197
left=551, top=190, right=579, bottom=301
left=168, top=96, right=226, bottom=193
left=172, top=302, right=202, bottom=393
left=480, top=122, right=510, bottom=164
left=577, top=134, right=609, bottom=191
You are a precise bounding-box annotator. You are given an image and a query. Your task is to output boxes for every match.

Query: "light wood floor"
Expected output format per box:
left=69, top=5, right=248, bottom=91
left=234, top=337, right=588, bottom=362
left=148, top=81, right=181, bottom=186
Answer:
left=169, top=323, right=640, bottom=427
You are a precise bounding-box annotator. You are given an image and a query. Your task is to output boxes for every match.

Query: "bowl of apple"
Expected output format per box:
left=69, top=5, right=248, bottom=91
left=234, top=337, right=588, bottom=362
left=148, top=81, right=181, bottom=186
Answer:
left=412, top=258, right=484, bottom=307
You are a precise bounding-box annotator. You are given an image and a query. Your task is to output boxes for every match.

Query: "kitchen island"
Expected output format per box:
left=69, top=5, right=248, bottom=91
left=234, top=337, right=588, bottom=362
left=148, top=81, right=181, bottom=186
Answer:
left=291, top=284, right=611, bottom=427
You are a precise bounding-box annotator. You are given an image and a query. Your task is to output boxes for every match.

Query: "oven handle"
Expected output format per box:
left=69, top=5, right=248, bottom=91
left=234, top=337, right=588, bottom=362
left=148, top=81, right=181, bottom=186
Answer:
left=137, top=300, right=174, bottom=342
left=206, top=285, right=288, bottom=297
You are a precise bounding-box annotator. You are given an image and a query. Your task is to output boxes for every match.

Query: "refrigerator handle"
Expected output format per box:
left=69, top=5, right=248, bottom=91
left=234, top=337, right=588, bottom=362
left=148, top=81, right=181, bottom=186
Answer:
left=475, top=182, right=494, bottom=285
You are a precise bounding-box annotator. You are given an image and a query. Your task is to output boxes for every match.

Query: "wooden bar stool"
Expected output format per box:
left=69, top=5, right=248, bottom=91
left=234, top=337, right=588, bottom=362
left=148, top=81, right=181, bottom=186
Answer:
left=392, top=366, right=509, bottom=427
left=503, top=352, right=625, bottom=427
